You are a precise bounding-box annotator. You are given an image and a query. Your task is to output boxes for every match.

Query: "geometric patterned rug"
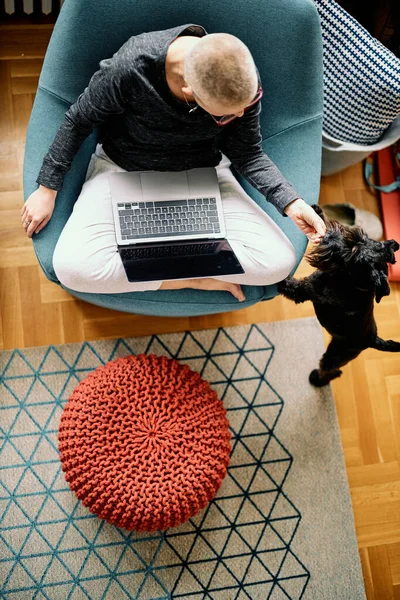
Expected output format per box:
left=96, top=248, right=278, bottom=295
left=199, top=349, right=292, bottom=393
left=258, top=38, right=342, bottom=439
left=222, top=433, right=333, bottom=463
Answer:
left=0, top=317, right=366, bottom=600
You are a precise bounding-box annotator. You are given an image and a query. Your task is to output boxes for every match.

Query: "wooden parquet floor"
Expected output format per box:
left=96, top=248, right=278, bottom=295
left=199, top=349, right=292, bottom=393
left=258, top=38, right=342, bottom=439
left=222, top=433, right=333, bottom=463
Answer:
left=1, top=24, right=400, bottom=599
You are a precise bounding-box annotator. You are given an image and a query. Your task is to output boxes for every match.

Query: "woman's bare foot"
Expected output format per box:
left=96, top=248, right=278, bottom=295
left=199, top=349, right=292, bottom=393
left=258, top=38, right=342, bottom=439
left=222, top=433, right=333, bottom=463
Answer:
left=160, top=278, right=245, bottom=301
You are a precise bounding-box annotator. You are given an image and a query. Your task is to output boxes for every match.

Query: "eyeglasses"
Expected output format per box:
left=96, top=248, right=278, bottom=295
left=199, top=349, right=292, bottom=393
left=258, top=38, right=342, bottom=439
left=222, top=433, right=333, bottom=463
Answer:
left=191, top=85, right=264, bottom=126
left=211, top=86, right=264, bottom=125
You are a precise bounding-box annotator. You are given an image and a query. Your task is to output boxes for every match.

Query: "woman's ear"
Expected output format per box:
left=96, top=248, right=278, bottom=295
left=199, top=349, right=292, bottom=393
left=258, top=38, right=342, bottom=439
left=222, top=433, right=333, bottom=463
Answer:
left=181, top=80, right=194, bottom=96
left=371, top=267, right=390, bottom=303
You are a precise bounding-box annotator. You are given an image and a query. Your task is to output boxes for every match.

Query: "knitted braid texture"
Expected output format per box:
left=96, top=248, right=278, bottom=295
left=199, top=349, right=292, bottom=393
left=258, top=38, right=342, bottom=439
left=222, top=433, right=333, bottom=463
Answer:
left=58, top=354, right=232, bottom=531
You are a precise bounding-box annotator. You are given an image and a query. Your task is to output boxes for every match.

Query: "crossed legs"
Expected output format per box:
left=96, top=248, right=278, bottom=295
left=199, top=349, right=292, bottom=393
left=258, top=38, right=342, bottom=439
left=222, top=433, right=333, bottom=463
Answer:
left=53, top=145, right=297, bottom=295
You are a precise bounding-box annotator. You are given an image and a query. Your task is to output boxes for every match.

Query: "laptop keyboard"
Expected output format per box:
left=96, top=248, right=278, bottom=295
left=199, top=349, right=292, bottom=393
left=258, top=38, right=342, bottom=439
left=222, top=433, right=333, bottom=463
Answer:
left=120, top=242, right=219, bottom=261
left=117, top=198, right=221, bottom=240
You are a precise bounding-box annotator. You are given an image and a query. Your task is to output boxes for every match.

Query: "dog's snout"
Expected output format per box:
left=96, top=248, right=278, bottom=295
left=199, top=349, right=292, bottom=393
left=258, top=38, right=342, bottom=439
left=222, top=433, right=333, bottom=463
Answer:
left=383, top=239, right=399, bottom=264
left=384, top=239, right=399, bottom=249
left=391, top=240, right=400, bottom=252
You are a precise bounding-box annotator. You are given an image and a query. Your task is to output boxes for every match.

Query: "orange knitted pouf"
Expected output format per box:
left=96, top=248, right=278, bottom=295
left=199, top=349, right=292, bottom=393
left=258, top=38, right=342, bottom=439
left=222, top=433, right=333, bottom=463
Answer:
left=58, top=354, right=231, bottom=531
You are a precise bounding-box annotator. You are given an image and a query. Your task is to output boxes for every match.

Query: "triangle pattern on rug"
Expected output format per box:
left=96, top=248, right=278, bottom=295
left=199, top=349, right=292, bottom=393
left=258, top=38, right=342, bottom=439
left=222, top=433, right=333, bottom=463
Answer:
left=39, top=373, right=70, bottom=399
left=189, top=329, right=217, bottom=353
left=231, top=354, right=260, bottom=380
left=116, top=336, right=152, bottom=357
left=243, top=553, right=277, bottom=583
left=169, top=565, right=203, bottom=596
left=229, top=439, right=260, bottom=467
left=246, top=467, right=277, bottom=494
left=2, top=351, right=36, bottom=378
left=209, top=560, right=240, bottom=589
left=232, top=378, right=261, bottom=403
left=137, top=572, right=168, bottom=599
left=155, top=331, right=186, bottom=357
left=278, top=551, right=309, bottom=580
left=277, top=575, right=309, bottom=599
left=0, top=384, right=21, bottom=408
left=0, top=324, right=316, bottom=599
left=228, top=408, right=254, bottom=435
left=38, top=347, right=71, bottom=374
left=223, top=382, right=254, bottom=408
left=146, top=337, right=174, bottom=358
left=253, top=379, right=281, bottom=406
left=201, top=359, right=227, bottom=382
left=24, top=378, right=55, bottom=404
left=80, top=577, right=111, bottom=599
left=212, top=353, right=239, bottom=379
left=209, top=329, right=240, bottom=355
left=257, top=525, right=287, bottom=552
left=73, top=343, right=106, bottom=371
left=269, top=517, right=300, bottom=547
left=176, top=332, right=207, bottom=359
left=244, top=326, right=273, bottom=351
left=240, top=409, right=271, bottom=436
left=5, top=378, right=35, bottom=404
left=178, top=357, right=208, bottom=376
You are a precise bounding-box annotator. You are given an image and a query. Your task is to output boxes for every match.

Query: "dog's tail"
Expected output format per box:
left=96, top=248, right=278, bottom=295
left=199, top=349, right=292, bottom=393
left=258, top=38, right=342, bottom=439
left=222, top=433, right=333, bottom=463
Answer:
left=370, top=337, right=400, bottom=352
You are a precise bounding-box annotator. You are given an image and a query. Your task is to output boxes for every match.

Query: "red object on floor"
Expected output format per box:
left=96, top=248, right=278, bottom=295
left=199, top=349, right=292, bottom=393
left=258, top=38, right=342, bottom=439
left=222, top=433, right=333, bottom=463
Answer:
left=375, top=146, right=400, bottom=281
left=58, top=354, right=231, bottom=531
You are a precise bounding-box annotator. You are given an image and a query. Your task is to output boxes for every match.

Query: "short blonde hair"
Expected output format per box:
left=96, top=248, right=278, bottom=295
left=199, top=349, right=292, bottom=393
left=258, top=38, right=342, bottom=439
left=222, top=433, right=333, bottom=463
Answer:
left=184, top=33, right=258, bottom=108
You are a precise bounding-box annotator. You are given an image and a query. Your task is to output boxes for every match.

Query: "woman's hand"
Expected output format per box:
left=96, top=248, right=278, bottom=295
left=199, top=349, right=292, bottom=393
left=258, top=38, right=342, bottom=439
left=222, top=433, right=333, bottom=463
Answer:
left=160, top=278, right=246, bottom=301
left=21, top=185, right=58, bottom=238
left=284, top=198, right=326, bottom=244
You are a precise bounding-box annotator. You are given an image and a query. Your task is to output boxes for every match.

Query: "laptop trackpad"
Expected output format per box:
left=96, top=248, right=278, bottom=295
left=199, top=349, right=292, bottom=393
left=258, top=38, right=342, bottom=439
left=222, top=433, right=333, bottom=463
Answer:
left=140, top=172, right=189, bottom=200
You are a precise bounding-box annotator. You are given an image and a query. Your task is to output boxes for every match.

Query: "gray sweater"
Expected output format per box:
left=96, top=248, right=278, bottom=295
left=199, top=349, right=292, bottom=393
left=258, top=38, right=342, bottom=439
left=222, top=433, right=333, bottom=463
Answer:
left=37, top=23, right=299, bottom=215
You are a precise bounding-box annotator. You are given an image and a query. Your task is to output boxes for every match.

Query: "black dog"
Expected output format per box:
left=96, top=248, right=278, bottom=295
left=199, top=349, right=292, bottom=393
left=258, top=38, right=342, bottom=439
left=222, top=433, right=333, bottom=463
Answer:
left=277, top=205, right=400, bottom=386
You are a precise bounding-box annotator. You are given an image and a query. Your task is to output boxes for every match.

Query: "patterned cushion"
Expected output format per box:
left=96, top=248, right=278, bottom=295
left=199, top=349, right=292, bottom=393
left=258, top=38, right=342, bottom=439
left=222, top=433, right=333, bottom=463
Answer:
left=314, top=0, right=400, bottom=145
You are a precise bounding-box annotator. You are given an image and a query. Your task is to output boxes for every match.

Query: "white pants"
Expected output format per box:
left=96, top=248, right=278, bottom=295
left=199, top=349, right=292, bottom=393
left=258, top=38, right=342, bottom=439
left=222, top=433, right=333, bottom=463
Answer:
left=53, top=144, right=296, bottom=293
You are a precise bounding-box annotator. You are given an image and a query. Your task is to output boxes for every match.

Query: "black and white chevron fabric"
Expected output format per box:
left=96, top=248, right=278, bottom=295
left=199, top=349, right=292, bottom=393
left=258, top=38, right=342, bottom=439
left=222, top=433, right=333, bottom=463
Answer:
left=314, top=0, right=400, bottom=145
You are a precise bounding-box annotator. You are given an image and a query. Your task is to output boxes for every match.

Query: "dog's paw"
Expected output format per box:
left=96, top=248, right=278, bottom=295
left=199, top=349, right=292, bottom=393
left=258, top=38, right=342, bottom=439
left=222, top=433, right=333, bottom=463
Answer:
left=309, top=368, right=342, bottom=387
left=277, top=276, right=293, bottom=293
left=309, top=369, right=323, bottom=387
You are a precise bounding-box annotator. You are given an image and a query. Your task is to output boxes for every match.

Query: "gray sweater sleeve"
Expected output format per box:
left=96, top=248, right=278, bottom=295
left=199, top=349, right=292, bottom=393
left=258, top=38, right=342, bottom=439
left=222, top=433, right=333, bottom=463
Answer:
left=36, top=47, right=135, bottom=191
left=216, top=101, right=300, bottom=215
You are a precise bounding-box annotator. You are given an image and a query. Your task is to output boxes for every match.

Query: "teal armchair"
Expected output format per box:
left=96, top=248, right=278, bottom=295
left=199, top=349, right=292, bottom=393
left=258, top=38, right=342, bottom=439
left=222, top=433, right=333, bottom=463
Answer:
left=23, top=0, right=323, bottom=317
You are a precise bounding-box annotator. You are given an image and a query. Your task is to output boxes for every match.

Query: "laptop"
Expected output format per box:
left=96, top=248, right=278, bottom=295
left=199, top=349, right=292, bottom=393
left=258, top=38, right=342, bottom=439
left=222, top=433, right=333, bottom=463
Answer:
left=108, top=167, right=244, bottom=282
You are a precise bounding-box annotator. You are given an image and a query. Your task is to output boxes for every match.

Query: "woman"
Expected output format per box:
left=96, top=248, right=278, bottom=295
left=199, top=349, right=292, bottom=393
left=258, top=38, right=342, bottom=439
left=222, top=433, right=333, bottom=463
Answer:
left=22, top=25, right=326, bottom=301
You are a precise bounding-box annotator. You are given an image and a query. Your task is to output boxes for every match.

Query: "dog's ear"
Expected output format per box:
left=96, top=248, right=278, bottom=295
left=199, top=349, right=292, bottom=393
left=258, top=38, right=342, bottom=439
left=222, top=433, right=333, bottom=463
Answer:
left=342, top=238, right=368, bottom=267
left=371, top=267, right=390, bottom=303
